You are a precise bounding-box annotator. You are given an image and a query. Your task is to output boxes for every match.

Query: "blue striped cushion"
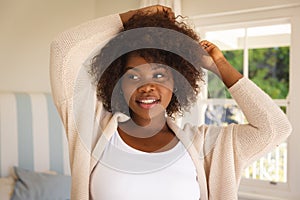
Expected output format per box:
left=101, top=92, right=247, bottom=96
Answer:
left=0, top=93, right=70, bottom=177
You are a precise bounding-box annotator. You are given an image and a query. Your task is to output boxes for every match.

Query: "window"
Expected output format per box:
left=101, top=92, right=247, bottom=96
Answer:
left=202, top=23, right=290, bottom=184
left=190, top=4, right=300, bottom=199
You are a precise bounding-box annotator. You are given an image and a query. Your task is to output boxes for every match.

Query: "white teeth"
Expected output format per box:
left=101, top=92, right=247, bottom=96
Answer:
left=139, top=99, right=157, bottom=104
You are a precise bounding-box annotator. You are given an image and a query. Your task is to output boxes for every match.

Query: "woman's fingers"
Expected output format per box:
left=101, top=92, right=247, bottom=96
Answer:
left=200, top=40, right=213, bottom=51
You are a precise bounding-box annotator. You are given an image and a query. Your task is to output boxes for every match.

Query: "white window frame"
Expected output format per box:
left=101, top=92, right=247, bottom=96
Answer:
left=190, top=4, right=300, bottom=200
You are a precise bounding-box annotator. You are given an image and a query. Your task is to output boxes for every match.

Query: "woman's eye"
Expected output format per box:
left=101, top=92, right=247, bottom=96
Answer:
left=153, top=73, right=165, bottom=79
left=153, top=72, right=170, bottom=82
left=128, top=74, right=139, bottom=80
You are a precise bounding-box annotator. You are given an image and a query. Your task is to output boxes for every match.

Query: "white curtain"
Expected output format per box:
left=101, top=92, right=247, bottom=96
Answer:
left=139, top=0, right=181, bottom=15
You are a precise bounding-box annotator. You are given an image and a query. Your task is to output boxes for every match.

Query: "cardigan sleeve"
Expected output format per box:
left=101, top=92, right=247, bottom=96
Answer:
left=228, top=77, right=292, bottom=164
left=49, top=14, right=123, bottom=133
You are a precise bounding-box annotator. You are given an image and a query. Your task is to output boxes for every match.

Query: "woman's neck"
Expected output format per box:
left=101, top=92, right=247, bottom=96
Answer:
left=119, top=113, right=169, bottom=138
left=117, top=114, right=178, bottom=152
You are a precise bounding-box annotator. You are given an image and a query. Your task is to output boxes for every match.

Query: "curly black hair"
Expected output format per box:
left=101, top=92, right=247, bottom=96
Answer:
left=89, top=10, right=206, bottom=118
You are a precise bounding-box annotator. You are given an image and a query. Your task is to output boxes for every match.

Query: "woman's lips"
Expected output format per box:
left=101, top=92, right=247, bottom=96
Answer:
left=136, top=98, right=160, bottom=109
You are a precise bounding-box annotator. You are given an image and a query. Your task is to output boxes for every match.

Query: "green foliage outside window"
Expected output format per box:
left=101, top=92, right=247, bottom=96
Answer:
left=207, top=47, right=289, bottom=99
left=249, top=47, right=289, bottom=99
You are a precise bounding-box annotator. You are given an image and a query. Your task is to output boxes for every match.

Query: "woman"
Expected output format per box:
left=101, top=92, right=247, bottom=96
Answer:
left=50, top=5, right=292, bottom=200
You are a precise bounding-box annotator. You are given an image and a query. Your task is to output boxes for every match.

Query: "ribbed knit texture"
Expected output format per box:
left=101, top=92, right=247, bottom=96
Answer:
left=50, top=14, right=292, bottom=200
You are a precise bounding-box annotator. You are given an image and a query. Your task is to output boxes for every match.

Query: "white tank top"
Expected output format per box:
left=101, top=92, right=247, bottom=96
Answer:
left=90, top=132, right=200, bottom=200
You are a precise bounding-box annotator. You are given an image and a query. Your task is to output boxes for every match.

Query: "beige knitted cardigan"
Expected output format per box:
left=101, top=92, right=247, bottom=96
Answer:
left=50, top=14, right=292, bottom=200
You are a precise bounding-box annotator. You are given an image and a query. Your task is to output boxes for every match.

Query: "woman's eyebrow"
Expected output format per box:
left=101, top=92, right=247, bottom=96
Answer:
left=151, top=64, right=168, bottom=71
left=124, top=64, right=169, bottom=72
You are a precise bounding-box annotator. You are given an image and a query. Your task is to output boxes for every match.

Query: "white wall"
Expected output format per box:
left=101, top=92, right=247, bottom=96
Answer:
left=95, top=0, right=139, bottom=17
left=0, top=0, right=96, bottom=92
left=1, top=0, right=299, bottom=92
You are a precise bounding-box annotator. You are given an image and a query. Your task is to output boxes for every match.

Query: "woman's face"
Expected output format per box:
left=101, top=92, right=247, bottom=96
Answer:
left=121, top=54, right=174, bottom=121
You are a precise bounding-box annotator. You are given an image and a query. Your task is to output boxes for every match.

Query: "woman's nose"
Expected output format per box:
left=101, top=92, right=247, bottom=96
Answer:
left=137, top=83, right=156, bottom=93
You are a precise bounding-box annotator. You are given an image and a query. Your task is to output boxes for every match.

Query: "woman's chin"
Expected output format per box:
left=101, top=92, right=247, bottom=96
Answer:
left=131, top=106, right=166, bottom=123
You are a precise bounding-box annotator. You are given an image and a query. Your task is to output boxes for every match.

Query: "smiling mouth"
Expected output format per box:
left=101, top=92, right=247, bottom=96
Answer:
left=136, top=99, right=160, bottom=109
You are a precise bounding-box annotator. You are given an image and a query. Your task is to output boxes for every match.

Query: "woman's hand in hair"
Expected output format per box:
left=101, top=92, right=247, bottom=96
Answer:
left=119, top=5, right=175, bottom=25
left=200, top=40, right=225, bottom=64
left=200, top=40, right=243, bottom=88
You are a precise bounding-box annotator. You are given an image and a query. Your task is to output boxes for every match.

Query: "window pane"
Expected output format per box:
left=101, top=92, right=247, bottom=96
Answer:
left=249, top=47, right=290, bottom=99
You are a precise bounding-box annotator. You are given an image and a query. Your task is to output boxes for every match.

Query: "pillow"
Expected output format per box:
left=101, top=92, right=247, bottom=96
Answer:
left=0, top=176, right=15, bottom=200
left=11, top=166, right=71, bottom=200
